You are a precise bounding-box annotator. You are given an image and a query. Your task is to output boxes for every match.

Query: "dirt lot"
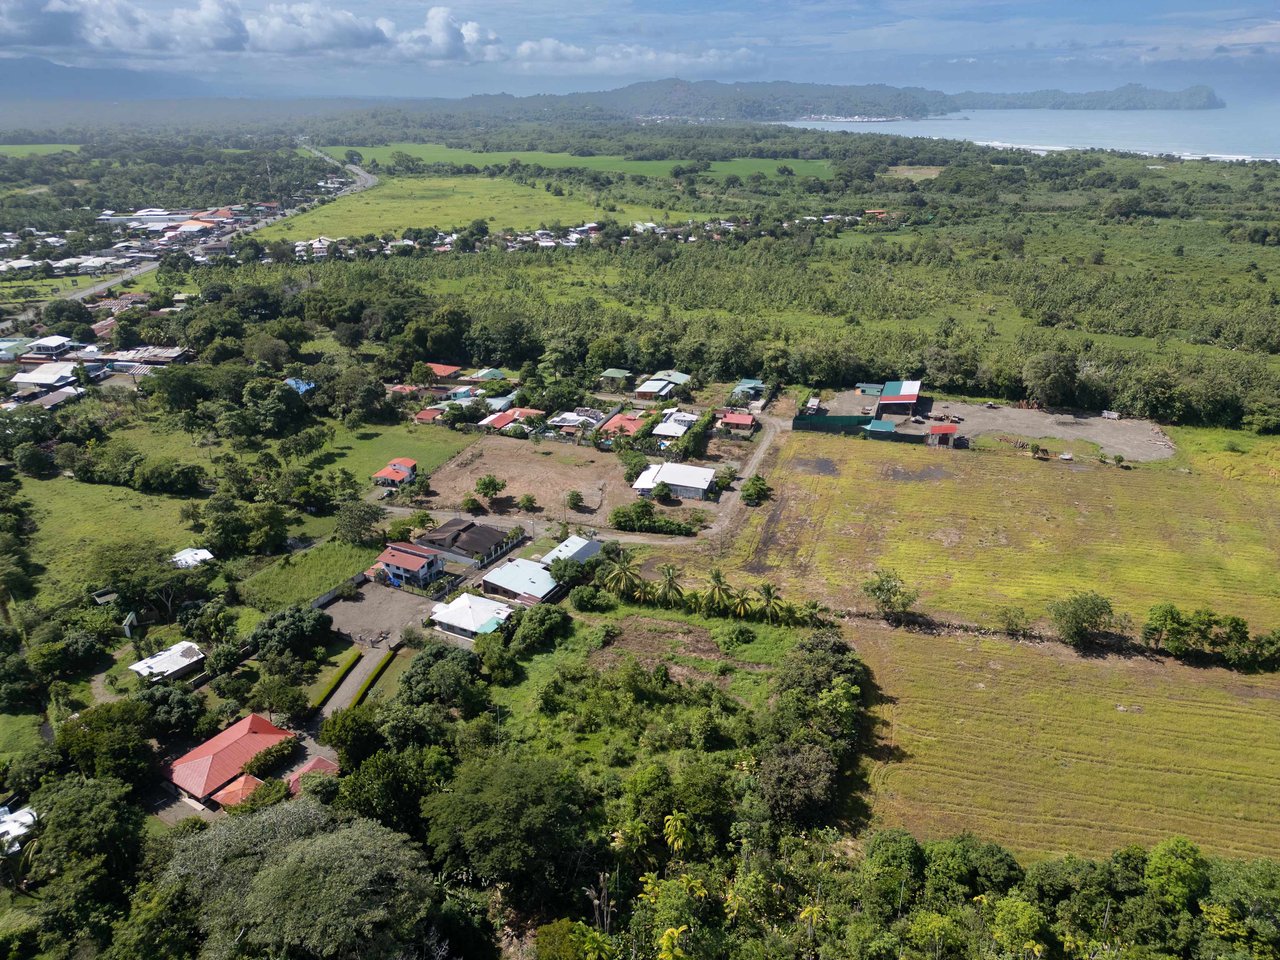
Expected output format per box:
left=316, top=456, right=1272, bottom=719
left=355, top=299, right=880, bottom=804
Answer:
left=424, top=435, right=725, bottom=524
left=821, top=392, right=1174, bottom=462
left=325, top=583, right=435, bottom=642
left=588, top=615, right=766, bottom=688
left=932, top=401, right=1174, bottom=462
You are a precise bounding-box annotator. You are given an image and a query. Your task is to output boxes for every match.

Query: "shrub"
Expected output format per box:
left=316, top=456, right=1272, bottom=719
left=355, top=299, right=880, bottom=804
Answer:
left=1047, top=591, right=1118, bottom=646
left=461, top=494, right=483, bottom=514
left=242, top=736, right=299, bottom=777
left=713, top=623, right=755, bottom=652
left=511, top=605, right=573, bottom=656
left=609, top=500, right=695, bottom=536
left=862, top=569, right=920, bottom=622
left=565, top=490, right=584, bottom=510
left=517, top=494, right=538, bottom=511
left=569, top=585, right=615, bottom=613
left=741, top=474, right=771, bottom=506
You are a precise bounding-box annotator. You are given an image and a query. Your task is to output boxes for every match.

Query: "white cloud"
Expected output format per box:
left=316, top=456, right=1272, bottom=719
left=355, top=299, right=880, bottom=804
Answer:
left=245, top=3, right=390, bottom=53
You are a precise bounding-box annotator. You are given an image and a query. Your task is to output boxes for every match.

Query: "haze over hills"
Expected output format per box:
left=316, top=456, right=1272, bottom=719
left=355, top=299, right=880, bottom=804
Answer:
left=0, top=59, right=1223, bottom=132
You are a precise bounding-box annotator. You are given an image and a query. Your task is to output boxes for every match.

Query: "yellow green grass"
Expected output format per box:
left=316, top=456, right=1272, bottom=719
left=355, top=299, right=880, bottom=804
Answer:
left=727, top=432, right=1280, bottom=628
left=0, top=144, right=79, bottom=156
left=255, top=176, right=699, bottom=241
left=0, top=713, right=43, bottom=764
left=24, top=477, right=189, bottom=600
left=325, top=143, right=832, bottom=180
left=858, top=624, right=1280, bottom=860
left=240, top=541, right=380, bottom=612
left=364, top=646, right=415, bottom=702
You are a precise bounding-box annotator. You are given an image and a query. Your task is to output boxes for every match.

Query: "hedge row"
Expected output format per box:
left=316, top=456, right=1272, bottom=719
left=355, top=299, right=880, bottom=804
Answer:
left=309, top=648, right=363, bottom=709
left=352, top=650, right=396, bottom=706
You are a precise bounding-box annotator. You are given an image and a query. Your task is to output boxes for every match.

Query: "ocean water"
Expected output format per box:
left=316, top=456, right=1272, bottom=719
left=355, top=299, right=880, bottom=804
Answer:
left=784, top=102, right=1280, bottom=160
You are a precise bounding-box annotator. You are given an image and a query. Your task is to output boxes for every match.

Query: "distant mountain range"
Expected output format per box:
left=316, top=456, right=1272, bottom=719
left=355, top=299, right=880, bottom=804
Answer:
left=539, top=79, right=1225, bottom=120
left=0, top=59, right=1225, bottom=134
left=0, top=57, right=212, bottom=100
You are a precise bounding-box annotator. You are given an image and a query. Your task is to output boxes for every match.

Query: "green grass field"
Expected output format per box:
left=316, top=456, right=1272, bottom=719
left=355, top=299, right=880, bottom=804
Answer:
left=240, top=541, right=380, bottom=612
left=726, top=431, right=1280, bottom=629
left=0, top=712, right=43, bottom=765
left=0, top=144, right=79, bottom=156
left=255, top=176, right=701, bottom=240
left=857, top=623, right=1280, bottom=860
left=24, top=477, right=190, bottom=600
left=324, top=143, right=832, bottom=180
left=363, top=646, right=415, bottom=702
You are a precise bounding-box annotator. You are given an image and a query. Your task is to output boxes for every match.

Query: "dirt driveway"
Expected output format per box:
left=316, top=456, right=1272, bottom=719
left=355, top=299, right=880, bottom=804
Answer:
left=930, top=402, right=1175, bottom=462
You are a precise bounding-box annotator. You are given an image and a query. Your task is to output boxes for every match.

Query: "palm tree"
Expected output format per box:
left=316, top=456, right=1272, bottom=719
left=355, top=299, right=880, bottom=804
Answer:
left=704, top=568, right=733, bottom=615
left=601, top=550, right=642, bottom=600
left=729, top=589, right=755, bottom=620
left=633, top=578, right=657, bottom=606
left=797, top=599, right=829, bottom=627
left=682, top=589, right=704, bottom=615
left=663, top=811, right=691, bottom=856
left=656, top=564, right=684, bottom=608
left=756, top=583, right=783, bottom=624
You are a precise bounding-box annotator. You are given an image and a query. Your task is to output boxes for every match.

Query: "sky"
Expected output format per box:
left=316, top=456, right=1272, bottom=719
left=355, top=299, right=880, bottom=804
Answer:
left=0, top=0, right=1276, bottom=98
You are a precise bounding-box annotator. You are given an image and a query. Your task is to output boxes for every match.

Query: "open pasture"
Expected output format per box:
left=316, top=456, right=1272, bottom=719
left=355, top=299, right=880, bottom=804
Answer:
left=256, top=176, right=694, bottom=240
left=0, top=144, right=79, bottom=156
left=857, top=622, right=1280, bottom=860
left=726, top=431, right=1280, bottom=627
left=326, top=143, right=832, bottom=180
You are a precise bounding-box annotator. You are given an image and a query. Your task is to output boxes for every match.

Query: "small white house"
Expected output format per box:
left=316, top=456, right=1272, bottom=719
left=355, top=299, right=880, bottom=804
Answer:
left=430, top=593, right=514, bottom=640
left=632, top=462, right=717, bottom=501
left=129, top=640, right=205, bottom=682
left=172, top=548, right=214, bottom=569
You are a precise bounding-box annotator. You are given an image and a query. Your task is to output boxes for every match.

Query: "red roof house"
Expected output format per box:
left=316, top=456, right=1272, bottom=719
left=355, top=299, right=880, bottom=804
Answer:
left=373, top=542, right=445, bottom=587
left=425, top=363, right=462, bottom=379
left=288, top=756, right=340, bottom=795
left=210, top=774, right=264, bottom=807
left=372, top=457, right=418, bottom=487
left=414, top=407, right=444, bottom=424
left=718, top=412, right=756, bottom=434
left=600, top=412, right=646, bottom=437
left=167, top=714, right=293, bottom=800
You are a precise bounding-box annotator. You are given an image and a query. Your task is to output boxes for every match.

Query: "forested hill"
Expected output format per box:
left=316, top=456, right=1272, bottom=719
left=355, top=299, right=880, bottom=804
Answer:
left=554, top=79, right=1226, bottom=120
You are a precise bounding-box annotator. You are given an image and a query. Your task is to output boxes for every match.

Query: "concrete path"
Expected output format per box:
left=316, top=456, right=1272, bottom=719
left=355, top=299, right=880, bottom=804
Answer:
left=321, top=645, right=385, bottom=717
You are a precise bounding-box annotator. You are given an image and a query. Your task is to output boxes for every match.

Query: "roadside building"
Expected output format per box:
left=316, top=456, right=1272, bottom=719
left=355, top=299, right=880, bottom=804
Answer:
left=632, top=462, right=717, bottom=500
left=541, top=535, right=602, bottom=566
left=599, top=368, right=631, bottom=391
left=373, top=542, right=445, bottom=588
left=372, top=457, right=417, bottom=487
left=416, top=518, right=508, bottom=565
left=481, top=557, right=559, bottom=605
left=717, top=411, right=757, bottom=436
left=875, top=379, right=923, bottom=417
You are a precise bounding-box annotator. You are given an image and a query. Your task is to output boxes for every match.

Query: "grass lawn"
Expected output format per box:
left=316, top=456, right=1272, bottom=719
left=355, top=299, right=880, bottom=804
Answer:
left=255, top=175, right=701, bottom=241
left=313, top=420, right=477, bottom=481
left=0, top=712, right=43, bottom=764
left=725, top=431, right=1280, bottom=629
left=240, top=541, right=380, bottom=612
left=857, top=622, right=1280, bottom=860
left=303, top=634, right=358, bottom=704
left=0, top=143, right=79, bottom=156
left=24, top=477, right=190, bottom=600
left=324, top=143, right=832, bottom=181
left=363, top=646, right=415, bottom=702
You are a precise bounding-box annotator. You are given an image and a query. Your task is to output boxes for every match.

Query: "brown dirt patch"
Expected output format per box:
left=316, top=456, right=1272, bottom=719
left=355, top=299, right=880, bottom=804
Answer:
left=884, top=464, right=952, bottom=482
left=793, top=457, right=838, bottom=476
left=588, top=615, right=724, bottom=685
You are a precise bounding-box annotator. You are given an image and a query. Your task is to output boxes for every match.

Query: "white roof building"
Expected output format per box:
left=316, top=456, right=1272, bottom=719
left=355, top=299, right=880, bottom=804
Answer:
left=172, top=548, right=214, bottom=568
left=430, top=593, right=514, bottom=638
left=0, top=807, right=36, bottom=854
left=632, top=462, right=717, bottom=499
left=128, top=640, right=205, bottom=682
left=541, top=535, right=602, bottom=566
left=9, top=362, right=81, bottom=389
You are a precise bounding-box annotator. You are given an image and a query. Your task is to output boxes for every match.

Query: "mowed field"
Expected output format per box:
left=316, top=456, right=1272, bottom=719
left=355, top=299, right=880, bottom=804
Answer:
left=856, top=623, right=1280, bottom=860
left=324, top=143, right=833, bottom=180
left=727, top=431, right=1280, bottom=628
left=255, top=176, right=696, bottom=240
left=0, top=144, right=79, bottom=156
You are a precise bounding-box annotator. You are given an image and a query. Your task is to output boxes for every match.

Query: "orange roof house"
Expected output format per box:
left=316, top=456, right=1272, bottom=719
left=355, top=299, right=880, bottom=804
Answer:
left=288, top=756, right=340, bottom=795
left=372, top=457, right=418, bottom=487
left=424, top=363, right=462, bottom=379
left=414, top=408, right=444, bottom=424
left=167, top=714, right=293, bottom=800
left=600, top=411, right=646, bottom=437
left=210, top=774, right=264, bottom=807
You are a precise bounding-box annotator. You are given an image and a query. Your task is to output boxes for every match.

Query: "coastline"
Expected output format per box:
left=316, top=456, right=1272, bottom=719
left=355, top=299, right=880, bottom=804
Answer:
left=780, top=106, right=1280, bottom=163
